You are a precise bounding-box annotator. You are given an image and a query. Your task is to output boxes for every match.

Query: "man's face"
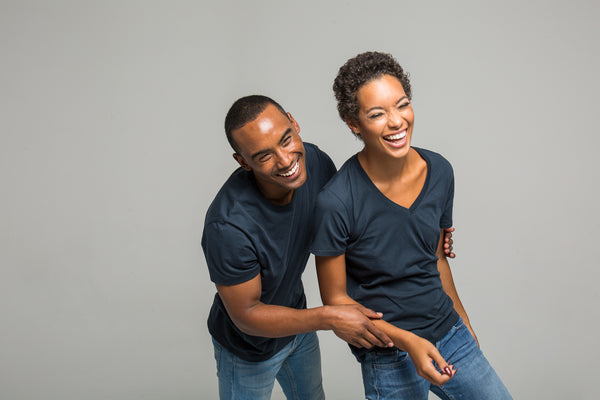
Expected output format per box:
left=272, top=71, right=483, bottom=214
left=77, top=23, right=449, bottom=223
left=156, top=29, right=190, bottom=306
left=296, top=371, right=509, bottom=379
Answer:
left=232, top=104, right=307, bottom=205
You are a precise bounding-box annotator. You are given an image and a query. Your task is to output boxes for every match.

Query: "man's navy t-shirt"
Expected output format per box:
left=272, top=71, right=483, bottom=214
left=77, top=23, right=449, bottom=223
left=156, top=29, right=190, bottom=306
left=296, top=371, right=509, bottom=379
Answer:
left=311, top=147, right=459, bottom=349
left=202, top=142, right=336, bottom=362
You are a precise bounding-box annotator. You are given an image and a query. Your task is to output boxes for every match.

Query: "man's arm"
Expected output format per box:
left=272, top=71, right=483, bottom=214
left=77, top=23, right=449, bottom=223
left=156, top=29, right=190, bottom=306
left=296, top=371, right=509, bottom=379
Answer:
left=315, top=254, right=456, bottom=385
left=216, top=274, right=393, bottom=349
left=436, top=229, right=479, bottom=346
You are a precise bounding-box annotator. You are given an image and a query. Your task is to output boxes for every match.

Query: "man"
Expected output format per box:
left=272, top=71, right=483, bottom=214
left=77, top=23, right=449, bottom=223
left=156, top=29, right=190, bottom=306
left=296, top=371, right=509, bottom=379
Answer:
left=202, top=95, right=455, bottom=399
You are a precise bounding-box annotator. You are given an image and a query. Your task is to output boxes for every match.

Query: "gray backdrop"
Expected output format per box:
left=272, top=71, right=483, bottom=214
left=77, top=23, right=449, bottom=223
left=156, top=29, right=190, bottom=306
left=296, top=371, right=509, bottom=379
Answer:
left=2, top=1, right=598, bottom=399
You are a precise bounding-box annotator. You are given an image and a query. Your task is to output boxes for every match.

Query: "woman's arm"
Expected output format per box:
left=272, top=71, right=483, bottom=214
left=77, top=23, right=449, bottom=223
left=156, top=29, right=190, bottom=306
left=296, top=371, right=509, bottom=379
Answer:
left=316, top=254, right=456, bottom=385
left=436, top=229, right=479, bottom=346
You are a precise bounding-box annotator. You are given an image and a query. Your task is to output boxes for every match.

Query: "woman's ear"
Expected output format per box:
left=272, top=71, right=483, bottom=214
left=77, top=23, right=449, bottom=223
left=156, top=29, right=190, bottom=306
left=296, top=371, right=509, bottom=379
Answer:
left=346, top=119, right=360, bottom=136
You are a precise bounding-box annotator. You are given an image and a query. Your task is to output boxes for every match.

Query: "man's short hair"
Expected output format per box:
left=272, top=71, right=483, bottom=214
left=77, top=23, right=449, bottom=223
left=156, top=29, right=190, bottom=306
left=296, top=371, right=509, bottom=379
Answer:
left=224, top=95, right=289, bottom=153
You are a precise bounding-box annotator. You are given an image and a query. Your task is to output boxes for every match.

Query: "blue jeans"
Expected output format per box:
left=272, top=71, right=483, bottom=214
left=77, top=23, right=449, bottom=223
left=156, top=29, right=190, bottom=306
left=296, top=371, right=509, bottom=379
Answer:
left=357, top=319, right=512, bottom=400
left=212, top=332, right=325, bottom=400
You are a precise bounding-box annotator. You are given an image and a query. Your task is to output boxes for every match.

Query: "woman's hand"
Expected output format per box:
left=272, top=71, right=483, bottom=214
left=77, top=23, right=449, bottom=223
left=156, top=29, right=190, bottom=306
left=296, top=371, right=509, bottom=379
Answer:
left=403, top=333, right=456, bottom=386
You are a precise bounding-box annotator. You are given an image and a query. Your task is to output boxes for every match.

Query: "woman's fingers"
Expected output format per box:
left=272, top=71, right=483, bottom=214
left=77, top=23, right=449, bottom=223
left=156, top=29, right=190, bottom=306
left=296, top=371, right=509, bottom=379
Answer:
left=420, top=363, right=452, bottom=386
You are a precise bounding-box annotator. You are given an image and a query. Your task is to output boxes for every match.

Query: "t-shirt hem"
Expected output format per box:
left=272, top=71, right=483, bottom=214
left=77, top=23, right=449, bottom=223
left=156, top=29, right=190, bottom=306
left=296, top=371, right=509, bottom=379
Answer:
left=208, top=329, right=296, bottom=363
left=431, top=310, right=461, bottom=343
left=209, top=270, right=260, bottom=286
left=310, top=248, right=345, bottom=256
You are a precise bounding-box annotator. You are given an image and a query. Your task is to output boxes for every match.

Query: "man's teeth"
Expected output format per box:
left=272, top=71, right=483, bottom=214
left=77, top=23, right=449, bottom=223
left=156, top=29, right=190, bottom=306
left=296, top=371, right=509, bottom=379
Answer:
left=385, top=131, right=407, bottom=141
left=279, top=161, right=299, bottom=177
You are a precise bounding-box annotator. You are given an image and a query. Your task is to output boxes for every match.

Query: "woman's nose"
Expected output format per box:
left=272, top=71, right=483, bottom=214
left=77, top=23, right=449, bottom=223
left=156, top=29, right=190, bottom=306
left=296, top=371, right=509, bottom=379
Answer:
left=388, top=109, right=403, bottom=128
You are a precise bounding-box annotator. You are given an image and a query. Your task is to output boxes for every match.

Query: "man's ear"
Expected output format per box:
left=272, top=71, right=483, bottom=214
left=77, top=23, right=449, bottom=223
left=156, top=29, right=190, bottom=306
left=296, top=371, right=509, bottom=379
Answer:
left=287, top=112, right=300, bottom=134
left=233, top=153, right=252, bottom=171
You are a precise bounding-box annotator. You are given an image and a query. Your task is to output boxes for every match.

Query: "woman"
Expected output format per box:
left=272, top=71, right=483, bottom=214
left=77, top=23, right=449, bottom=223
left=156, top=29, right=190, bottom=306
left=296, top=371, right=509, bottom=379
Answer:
left=311, top=52, right=512, bottom=399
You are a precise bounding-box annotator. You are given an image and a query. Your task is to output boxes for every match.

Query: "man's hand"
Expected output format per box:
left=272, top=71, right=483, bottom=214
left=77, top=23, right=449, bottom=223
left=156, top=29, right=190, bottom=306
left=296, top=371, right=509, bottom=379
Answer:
left=443, top=227, right=456, bottom=258
left=404, top=334, right=456, bottom=386
left=326, top=304, right=394, bottom=349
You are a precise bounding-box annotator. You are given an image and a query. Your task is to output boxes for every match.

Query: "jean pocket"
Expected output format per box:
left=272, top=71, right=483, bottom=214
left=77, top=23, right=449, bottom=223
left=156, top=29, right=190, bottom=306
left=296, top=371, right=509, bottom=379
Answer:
left=449, top=317, right=465, bottom=334
left=368, top=349, right=410, bottom=370
left=212, top=338, right=222, bottom=371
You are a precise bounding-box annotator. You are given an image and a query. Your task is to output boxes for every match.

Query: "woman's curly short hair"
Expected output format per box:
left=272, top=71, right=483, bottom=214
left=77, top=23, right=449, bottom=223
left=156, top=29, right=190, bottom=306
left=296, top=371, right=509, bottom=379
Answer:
left=333, top=52, right=412, bottom=137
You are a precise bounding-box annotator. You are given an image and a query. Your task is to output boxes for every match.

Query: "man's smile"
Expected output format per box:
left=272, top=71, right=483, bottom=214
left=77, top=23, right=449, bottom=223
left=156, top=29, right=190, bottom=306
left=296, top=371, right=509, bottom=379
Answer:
left=277, top=160, right=300, bottom=178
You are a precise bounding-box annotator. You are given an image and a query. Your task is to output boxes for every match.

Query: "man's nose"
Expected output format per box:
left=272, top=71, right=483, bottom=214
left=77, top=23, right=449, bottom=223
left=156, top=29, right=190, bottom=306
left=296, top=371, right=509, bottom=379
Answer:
left=275, top=148, right=294, bottom=169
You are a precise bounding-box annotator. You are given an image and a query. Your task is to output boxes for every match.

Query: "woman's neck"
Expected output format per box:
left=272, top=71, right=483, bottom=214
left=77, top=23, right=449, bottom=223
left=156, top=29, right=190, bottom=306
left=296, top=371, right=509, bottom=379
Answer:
left=357, top=147, right=417, bottom=184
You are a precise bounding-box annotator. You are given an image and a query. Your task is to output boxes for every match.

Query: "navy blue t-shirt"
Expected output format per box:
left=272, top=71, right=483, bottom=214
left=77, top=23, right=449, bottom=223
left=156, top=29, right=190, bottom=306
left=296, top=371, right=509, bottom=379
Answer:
left=202, top=142, right=336, bottom=362
left=311, top=147, right=459, bottom=348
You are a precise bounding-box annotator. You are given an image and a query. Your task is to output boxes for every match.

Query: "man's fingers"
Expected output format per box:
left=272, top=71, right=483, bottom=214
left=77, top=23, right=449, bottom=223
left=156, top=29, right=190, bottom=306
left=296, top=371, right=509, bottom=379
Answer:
left=355, top=333, right=379, bottom=349
left=444, top=238, right=455, bottom=258
left=354, top=333, right=386, bottom=349
left=356, top=304, right=384, bottom=319
left=346, top=321, right=393, bottom=348
left=351, top=315, right=393, bottom=348
left=354, top=306, right=394, bottom=347
left=367, top=324, right=393, bottom=347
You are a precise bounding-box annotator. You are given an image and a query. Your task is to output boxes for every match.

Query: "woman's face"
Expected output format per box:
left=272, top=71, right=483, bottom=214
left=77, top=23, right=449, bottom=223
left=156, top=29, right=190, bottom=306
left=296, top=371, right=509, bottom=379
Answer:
left=349, top=74, right=414, bottom=159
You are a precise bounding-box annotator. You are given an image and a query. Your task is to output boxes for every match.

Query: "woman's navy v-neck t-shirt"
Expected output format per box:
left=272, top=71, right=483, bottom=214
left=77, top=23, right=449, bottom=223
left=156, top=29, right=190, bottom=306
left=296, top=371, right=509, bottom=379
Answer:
left=311, top=147, right=459, bottom=347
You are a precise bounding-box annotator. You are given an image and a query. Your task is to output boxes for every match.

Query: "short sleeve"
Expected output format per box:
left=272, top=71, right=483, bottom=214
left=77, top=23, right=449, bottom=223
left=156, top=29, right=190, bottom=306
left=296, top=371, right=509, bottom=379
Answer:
left=202, top=221, right=260, bottom=285
left=439, top=166, right=454, bottom=229
left=318, top=151, right=337, bottom=183
left=310, top=190, right=350, bottom=256
left=308, top=143, right=337, bottom=186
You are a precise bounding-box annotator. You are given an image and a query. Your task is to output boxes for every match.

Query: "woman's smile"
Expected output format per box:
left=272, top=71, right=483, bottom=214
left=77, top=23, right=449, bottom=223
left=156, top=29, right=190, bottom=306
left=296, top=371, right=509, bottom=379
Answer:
left=351, top=74, right=415, bottom=159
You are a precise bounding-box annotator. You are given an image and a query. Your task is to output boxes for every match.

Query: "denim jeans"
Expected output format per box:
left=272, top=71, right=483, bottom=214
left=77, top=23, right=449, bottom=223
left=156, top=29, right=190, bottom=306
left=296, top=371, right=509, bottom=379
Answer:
left=212, top=331, right=325, bottom=400
left=357, top=319, right=512, bottom=400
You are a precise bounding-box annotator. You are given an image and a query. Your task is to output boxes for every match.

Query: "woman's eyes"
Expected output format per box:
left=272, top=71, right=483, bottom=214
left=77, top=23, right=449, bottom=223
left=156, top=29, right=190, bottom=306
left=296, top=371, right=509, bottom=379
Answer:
left=368, top=103, right=410, bottom=119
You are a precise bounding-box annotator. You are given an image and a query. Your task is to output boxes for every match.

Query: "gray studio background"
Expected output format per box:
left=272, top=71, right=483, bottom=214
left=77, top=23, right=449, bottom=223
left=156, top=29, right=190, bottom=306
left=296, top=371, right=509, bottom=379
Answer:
left=2, top=1, right=598, bottom=399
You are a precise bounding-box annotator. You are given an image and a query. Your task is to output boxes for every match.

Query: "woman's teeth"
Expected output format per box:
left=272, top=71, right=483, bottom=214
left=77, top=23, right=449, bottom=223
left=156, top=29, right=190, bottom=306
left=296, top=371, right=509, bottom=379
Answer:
left=384, top=131, right=407, bottom=141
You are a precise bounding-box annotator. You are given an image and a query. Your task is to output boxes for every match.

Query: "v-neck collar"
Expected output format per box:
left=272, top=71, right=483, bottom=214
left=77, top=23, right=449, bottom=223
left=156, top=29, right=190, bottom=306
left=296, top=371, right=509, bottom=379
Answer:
left=352, top=147, right=430, bottom=213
